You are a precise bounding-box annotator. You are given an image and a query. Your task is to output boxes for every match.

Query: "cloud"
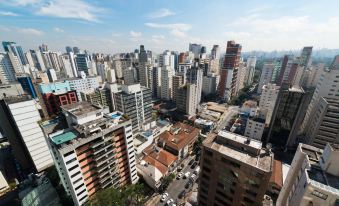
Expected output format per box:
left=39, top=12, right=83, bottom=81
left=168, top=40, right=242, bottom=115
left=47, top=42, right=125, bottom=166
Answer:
left=0, top=11, right=19, bottom=16
left=53, top=27, right=64, bottom=32
left=145, top=23, right=191, bottom=38
left=150, top=35, right=165, bottom=44
left=130, top=30, right=142, bottom=38
left=37, top=0, right=101, bottom=22
left=0, top=26, right=11, bottom=32
left=7, top=0, right=40, bottom=6
left=147, top=8, right=175, bottom=19
left=16, top=27, right=44, bottom=36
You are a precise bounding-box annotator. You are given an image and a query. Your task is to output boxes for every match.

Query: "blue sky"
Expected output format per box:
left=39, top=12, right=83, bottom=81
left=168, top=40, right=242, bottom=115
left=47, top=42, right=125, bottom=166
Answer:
left=1, top=0, right=339, bottom=54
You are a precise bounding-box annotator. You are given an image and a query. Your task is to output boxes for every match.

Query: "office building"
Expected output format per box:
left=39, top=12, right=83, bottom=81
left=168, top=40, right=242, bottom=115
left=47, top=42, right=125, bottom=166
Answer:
left=160, top=66, right=173, bottom=100
left=47, top=102, right=137, bottom=205
left=218, top=41, right=242, bottom=101
left=2, top=41, right=27, bottom=65
left=172, top=75, right=184, bottom=103
left=211, top=45, right=220, bottom=60
left=202, top=73, right=219, bottom=95
left=244, top=117, right=265, bottom=141
left=67, top=74, right=100, bottom=101
left=175, top=84, right=197, bottom=116
left=0, top=96, right=53, bottom=173
left=301, top=55, right=339, bottom=134
left=113, top=84, right=152, bottom=132
left=123, top=67, right=136, bottom=85
left=75, top=53, right=91, bottom=75
left=277, top=55, right=294, bottom=86
left=271, top=60, right=282, bottom=83
left=152, top=66, right=161, bottom=98
left=268, top=84, right=308, bottom=148
left=189, top=43, right=202, bottom=58
left=305, top=97, right=339, bottom=148
left=17, top=75, right=37, bottom=99
left=259, top=83, right=280, bottom=125
left=277, top=143, right=339, bottom=206
left=0, top=52, right=16, bottom=84
left=186, top=64, right=203, bottom=106
left=198, top=131, right=273, bottom=206
left=306, top=63, right=325, bottom=88
left=159, top=51, right=175, bottom=72
left=257, top=62, right=274, bottom=94
left=26, top=50, right=46, bottom=71
left=299, top=46, right=313, bottom=67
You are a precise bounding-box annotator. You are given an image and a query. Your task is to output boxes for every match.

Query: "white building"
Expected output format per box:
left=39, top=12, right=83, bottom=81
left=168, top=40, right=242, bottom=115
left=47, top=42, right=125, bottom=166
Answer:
left=66, top=73, right=100, bottom=101
left=0, top=97, right=53, bottom=172
left=161, top=66, right=173, bottom=100
left=277, top=143, right=339, bottom=206
left=259, top=83, right=280, bottom=125
left=300, top=55, right=339, bottom=134
left=123, top=67, right=135, bottom=85
left=202, top=73, right=219, bottom=95
left=60, top=54, right=75, bottom=78
left=159, top=51, right=175, bottom=73
left=245, top=56, right=257, bottom=85
left=0, top=53, right=16, bottom=84
left=306, top=63, right=325, bottom=88
left=244, top=118, right=265, bottom=141
left=258, top=62, right=274, bottom=94
left=236, top=61, right=247, bottom=92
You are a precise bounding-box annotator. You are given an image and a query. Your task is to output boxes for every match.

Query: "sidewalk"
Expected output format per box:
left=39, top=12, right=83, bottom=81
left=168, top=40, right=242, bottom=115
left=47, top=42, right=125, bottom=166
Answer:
left=145, top=193, right=161, bottom=206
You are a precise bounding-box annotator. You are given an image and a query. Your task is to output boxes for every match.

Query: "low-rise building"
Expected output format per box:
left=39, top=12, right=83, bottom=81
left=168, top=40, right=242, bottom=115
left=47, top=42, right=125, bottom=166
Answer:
left=158, top=122, right=200, bottom=160
left=240, top=100, right=258, bottom=117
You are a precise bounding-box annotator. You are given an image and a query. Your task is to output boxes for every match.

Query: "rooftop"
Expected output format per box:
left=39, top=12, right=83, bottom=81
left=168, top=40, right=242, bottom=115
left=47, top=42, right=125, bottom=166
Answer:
left=61, top=101, right=102, bottom=117
left=204, top=131, right=273, bottom=172
left=270, top=160, right=283, bottom=188
left=51, top=130, right=78, bottom=145
left=159, top=122, right=200, bottom=151
left=143, top=145, right=177, bottom=167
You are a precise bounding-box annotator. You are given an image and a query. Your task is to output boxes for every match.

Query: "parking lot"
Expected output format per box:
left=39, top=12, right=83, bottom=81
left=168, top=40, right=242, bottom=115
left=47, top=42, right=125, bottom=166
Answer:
left=156, top=155, right=200, bottom=206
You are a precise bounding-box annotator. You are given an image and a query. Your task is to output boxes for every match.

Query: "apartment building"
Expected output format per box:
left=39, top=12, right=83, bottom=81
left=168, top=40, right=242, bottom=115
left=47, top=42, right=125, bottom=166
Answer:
left=257, top=62, right=274, bottom=94
left=259, top=83, right=280, bottom=125
left=47, top=102, right=137, bottom=205
left=244, top=117, right=265, bottom=141
left=198, top=131, right=273, bottom=206
left=277, top=143, right=339, bottom=206
left=305, top=97, right=339, bottom=148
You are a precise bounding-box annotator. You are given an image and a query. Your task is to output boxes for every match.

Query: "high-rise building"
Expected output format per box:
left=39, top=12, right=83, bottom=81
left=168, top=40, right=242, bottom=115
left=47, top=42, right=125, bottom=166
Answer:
left=112, top=84, right=152, bottom=132
left=123, top=67, right=136, bottom=85
left=81, top=88, right=112, bottom=111
left=211, top=45, right=220, bottom=59
left=304, top=97, right=339, bottom=148
left=306, top=63, right=325, bottom=88
left=202, top=73, right=219, bottom=95
left=17, top=75, right=38, bottom=98
left=299, top=46, right=313, bottom=67
left=277, top=143, right=339, bottom=206
left=257, top=62, right=274, bottom=94
left=0, top=52, right=16, bottom=84
left=176, top=84, right=197, bottom=116
left=244, top=117, right=265, bottom=141
left=259, top=83, right=280, bottom=125
left=189, top=43, right=202, bottom=58
left=160, top=66, right=173, bottom=100
left=47, top=102, right=137, bottom=205
left=2, top=41, right=27, bottom=65
left=186, top=63, right=203, bottom=106
left=152, top=66, right=161, bottom=98
left=245, top=56, right=256, bottom=85
left=73, top=47, right=80, bottom=54
left=300, top=55, right=339, bottom=134
left=0, top=96, right=53, bottom=173
left=218, top=41, right=242, bottom=101
left=172, top=75, right=184, bottom=103
left=236, top=61, right=247, bottom=93
left=67, top=74, right=100, bottom=101
left=198, top=131, right=273, bottom=206
left=75, top=53, right=91, bottom=75
left=268, top=84, right=308, bottom=148
left=65, top=46, right=73, bottom=53
left=276, top=55, right=293, bottom=86
left=26, top=50, right=46, bottom=71
left=159, top=51, right=175, bottom=73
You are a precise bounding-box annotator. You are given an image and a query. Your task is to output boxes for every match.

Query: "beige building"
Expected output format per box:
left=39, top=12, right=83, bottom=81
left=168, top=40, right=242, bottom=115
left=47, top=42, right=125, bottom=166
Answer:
left=277, top=143, right=339, bottom=206
left=198, top=131, right=273, bottom=206
left=160, top=66, right=173, bottom=100
left=259, top=83, right=280, bottom=125
left=244, top=117, right=265, bottom=141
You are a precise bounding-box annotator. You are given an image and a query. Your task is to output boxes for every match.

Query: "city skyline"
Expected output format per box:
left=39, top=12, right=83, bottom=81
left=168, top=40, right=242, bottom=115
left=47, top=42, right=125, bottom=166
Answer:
left=1, top=0, right=339, bottom=53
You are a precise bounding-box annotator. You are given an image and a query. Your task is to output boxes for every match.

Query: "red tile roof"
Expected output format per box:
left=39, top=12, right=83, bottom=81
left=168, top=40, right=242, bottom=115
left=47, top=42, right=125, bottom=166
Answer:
left=142, top=155, right=168, bottom=175
left=270, top=159, right=283, bottom=188
left=143, top=145, right=177, bottom=167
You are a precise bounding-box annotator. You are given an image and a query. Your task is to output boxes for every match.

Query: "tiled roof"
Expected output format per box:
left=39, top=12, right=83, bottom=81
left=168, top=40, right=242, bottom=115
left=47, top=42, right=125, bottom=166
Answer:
left=143, top=145, right=177, bottom=167
left=270, top=159, right=283, bottom=188
left=142, top=155, right=168, bottom=175
left=159, top=122, right=200, bottom=151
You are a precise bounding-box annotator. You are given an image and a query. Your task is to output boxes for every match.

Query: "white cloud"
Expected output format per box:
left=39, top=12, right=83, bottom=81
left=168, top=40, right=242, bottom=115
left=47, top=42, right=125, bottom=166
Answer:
left=0, top=26, right=11, bottom=32
left=53, top=27, right=64, bottom=32
left=145, top=22, right=191, bottom=38
left=0, top=11, right=19, bottom=16
left=37, top=0, right=101, bottom=22
left=17, top=27, right=44, bottom=36
left=130, top=30, right=142, bottom=38
left=150, top=35, right=165, bottom=44
left=7, top=0, right=40, bottom=6
left=147, top=8, right=175, bottom=19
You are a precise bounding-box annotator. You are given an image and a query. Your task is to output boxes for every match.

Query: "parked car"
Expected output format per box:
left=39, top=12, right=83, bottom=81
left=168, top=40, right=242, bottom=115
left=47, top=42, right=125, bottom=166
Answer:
left=185, top=181, right=191, bottom=189
left=195, top=155, right=200, bottom=161
left=166, top=198, right=174, bottom=206
left=177, top=172, right=183, bottom=179
left=188, top=159, right=195, bottom=165
left=191, top=162, right=198, bottom=169
left=193, top=166, right=200, bottom=175
left=161, top=193, right=169, bottom=202
left=184, top=172, right=190, bottom=179
left=178, top=190, right=185, bottom=199
left=190, top=174, right=197, bottom=182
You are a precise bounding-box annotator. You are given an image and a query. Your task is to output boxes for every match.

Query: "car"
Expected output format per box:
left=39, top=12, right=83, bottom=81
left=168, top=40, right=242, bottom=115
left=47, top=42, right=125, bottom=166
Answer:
left=161, top=192, right=169, bottom=202
left=184, top=172, right=190, bottom=178
left=190, top=174, right=197, bottom=182
left=188, top=159, right=195, bottom=165
left=177, top=172, right=183, bottom=179
left=166, top=198, right=174, bottom=206
left=185, top=181, right=191, bottom=189
left=191, top=162, right=198, bottom=169
left=193, top=166, right=200, bottom=175
left=195, top=155, right=200, bottom=161
left=178, top=190, right=185, bottom=199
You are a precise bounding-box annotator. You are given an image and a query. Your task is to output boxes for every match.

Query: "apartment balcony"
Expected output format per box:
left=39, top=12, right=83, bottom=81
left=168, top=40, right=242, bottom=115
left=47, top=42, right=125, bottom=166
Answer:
left=319, top=125, right=339, bottom=133
left=317, top=130, right=337, bottom=138
left=321, top=121, right=339, bottom=129
left=323, top=116, right=339, bottom=124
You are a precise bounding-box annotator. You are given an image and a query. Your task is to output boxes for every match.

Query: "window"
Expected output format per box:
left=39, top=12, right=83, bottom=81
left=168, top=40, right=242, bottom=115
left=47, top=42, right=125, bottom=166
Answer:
left=311, top=190, right=328, bottom=200
left=66, top=158, right=77, bottom=165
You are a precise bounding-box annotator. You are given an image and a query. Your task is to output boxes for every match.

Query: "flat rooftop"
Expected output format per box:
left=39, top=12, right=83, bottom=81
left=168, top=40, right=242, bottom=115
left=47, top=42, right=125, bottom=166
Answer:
left=204, top=131, right=273, bottom=172
left=51, top=130, right=78, bottom=145
left=61, top=101, right=102, bottom=116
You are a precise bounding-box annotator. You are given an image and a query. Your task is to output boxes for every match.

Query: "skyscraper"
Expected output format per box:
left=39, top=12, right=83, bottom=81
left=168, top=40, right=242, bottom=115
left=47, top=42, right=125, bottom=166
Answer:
left=160, top=66, right=173, bottom=100
left=245, top=56, right=256, bottom=85
left=211, top=45, right=220, bottom=59
left=257, top=62, right=274, bottom=94
left=218, top=41, right=242, bottom=101
left=2, top=41, right=27, bottom=65
left=198, top=131, right=273, bottom=206
left=0, top=53, right=16, bottom=84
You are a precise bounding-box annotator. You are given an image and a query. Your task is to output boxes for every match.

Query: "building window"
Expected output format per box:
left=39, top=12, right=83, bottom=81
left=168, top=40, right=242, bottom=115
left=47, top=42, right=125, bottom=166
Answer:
left=311, top=190, right=328, bottom=200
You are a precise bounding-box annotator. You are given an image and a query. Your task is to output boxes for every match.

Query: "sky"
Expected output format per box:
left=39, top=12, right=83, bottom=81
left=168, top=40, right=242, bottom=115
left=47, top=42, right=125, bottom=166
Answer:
left=1, top=0, right=339, bottom=54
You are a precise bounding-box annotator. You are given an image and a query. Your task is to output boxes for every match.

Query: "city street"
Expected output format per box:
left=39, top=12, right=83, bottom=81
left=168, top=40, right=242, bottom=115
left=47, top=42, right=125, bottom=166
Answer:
left=156, top=155, right=199, bottom=206
left=215, top=106, right=240, bottom=132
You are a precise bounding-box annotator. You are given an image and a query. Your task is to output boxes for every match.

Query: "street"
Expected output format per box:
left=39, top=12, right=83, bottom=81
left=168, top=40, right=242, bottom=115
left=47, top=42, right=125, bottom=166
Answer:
left=215, top=106, right=240, bottom=132
left=156, top=155, right=198, bottom=206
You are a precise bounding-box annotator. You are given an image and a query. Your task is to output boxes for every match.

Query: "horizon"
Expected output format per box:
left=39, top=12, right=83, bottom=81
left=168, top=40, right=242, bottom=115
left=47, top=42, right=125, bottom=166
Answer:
left=1, top=0, right=339, bottom=53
